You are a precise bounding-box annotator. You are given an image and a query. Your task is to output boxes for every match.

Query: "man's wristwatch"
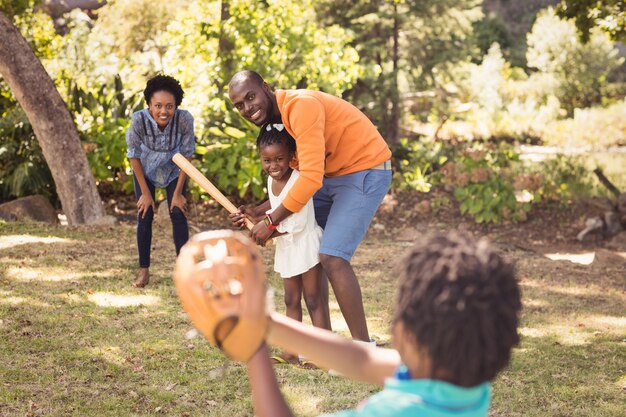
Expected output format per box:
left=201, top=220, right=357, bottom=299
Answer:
left=263, top=214, right=278, bottom=231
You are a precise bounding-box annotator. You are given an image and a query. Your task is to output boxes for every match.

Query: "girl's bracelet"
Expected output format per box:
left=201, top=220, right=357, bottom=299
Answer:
left=263, top=214, right=278, bottom=231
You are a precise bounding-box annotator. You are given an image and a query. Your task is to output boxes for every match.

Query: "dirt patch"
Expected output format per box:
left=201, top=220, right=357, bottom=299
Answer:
left=372, top=189, right=625, bottom=249
left=105, top=189, right=626, bottom=277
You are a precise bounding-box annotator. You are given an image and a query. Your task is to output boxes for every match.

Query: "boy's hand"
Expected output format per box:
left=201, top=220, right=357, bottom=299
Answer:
left=174, top=230, right=269, bottom=362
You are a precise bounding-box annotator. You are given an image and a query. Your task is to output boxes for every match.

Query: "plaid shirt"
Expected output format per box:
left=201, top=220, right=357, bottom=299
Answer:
left=126, top=108, right=195, bottom=188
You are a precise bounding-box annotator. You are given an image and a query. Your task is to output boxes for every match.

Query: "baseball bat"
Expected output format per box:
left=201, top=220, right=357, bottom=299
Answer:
left=172, top=153, right=255, bottom=230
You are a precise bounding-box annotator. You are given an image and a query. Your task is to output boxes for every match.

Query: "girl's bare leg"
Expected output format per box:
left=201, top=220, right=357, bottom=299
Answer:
left=279, top=276, right=303, bottom=363
left=302, top=264, right=331, bottom=330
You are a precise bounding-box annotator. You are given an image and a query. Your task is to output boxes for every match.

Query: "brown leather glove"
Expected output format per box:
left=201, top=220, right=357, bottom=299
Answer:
left=174, top=230, right=268, bottom=362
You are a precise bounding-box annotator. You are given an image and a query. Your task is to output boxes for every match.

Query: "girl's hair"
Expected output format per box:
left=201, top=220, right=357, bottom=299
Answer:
left=256, top=123, right=297, bottom=156
left=393, top=231, right=521, bottom=387
left=144, top=75, right=185, bottom=106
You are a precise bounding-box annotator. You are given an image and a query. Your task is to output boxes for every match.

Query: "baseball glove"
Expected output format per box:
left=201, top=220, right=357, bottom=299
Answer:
left=174, top=230, right=269, bottom=362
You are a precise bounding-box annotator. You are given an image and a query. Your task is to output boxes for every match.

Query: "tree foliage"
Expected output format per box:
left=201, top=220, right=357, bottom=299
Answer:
left=0, top=8, right=105, bottom=223
left=0, top=0, right=37, bottom=17
left=0, top=5, right=61, bottom=201
left=556, top=0, right=626, bottom=43
left=526, top=8, right=622, bottom=115
left=315, top=0, right=483, bottom=142
left=2, top=0, right=625, bottom=222
left=158, top=0, right=360, bottom=199
left=68, top=75, right=143, bottom=191
left=46, top=0, right=359, bottom=199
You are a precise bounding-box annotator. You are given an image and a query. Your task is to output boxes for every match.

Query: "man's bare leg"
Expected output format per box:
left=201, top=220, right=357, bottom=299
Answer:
left=320, top=254, right=369, bottom=341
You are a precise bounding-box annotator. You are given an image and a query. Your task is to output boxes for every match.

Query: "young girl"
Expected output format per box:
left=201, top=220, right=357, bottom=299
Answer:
left=231, top=122, right=331, bottom=364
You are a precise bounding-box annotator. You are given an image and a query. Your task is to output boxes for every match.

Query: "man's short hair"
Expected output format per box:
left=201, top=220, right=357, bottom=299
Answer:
left=393, top=231, right=521, bottom=387
left=228, top=70, right=265, bottom=90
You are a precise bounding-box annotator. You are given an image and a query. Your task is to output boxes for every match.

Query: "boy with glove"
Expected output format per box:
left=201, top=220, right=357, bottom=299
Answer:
left=174, top=230, right=522, bottom=417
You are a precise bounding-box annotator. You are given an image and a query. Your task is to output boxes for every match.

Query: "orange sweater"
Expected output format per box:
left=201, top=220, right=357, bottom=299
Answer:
left=276, top=89, right=391, bottom=213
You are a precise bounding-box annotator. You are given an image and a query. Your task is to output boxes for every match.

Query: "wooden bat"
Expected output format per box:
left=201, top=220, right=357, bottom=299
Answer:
left=172, top=153, right=255, bottom=230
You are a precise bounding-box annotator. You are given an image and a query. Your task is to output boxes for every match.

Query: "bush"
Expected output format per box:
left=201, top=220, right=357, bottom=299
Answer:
left=0, top=108, right=55, bottom=203
left=391, top=136, right=451, bottom=192
left=394, top=139, right=533, bottom=224
left=441, top=142, right=531, bottom=223
left=539, top=100, right=626, bottom=148
left=532, top=154, right=597, bottom=204
left=379, top=136, right=601, bottom=224
left=197, top=126, right=265, bottom=201
left=68, top=76, right=144, bottom=194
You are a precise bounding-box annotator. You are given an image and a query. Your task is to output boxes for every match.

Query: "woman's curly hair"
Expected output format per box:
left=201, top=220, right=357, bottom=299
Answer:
left=393, top=231, right=521, bottom=387
left=256, top=123, right=297, bottom=156
left=144, top=74, right=185, bottom=106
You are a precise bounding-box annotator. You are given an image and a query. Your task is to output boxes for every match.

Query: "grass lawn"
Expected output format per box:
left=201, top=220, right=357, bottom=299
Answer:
left=0, top=220, right=624, bottom=416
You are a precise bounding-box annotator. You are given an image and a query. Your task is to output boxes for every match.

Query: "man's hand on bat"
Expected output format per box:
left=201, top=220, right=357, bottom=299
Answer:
left=250, top=220, right=273, bottom=246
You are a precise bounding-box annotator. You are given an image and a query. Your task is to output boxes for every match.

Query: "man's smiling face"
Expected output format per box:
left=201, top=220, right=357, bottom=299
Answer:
left=228, top=77, right=275, bottom=126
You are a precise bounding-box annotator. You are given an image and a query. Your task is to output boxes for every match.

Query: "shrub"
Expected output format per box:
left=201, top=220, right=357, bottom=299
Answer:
left=198, top=126, right=265, bottom=201
left=442, top=142, right=530, bottom=223
left=0, top=108, right=55, bottom=203
left=391, top=136, right=451, bottom=193
left=538, top=100, right=626, bottom=148
left=68, top=76, right=144, bottom=193
left=530, top=154, right=598, bottom=204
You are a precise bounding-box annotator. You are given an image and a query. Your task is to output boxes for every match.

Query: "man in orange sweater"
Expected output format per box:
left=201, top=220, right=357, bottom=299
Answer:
left=228, top=70, right=392, bottom=342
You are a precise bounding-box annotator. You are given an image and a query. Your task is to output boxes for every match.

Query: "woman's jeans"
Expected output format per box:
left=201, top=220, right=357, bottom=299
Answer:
left=134, top=175, right=189, bottom=268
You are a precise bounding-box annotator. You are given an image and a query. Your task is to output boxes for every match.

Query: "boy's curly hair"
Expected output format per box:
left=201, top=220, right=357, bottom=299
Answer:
left=393, top=231, right=521, bottom=387
left=144, top=75, right=185, bottom=106
left=256, top=123, right=297, bottom=156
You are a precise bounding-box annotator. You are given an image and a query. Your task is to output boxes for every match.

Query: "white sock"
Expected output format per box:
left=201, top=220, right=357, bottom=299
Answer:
left=353, top=339, right=377, bottom=349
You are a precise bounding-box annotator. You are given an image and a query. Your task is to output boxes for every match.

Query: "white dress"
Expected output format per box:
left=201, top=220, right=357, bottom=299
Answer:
left=267, top=170, right=323, bottom=278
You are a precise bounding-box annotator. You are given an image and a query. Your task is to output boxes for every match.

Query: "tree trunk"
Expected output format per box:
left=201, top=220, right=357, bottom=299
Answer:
left=388, top=2, right=400, bottom=144
left=0, top=11, right=105, bottom=224
left=217, top=0, right=235, bottom=92
left=40, top=0, right=107, bottom=18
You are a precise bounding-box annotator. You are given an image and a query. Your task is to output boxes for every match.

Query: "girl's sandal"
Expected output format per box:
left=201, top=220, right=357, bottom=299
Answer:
left=271, top=355, right=298, bottom=366
left=271, top=355, right=289, bottom=365
left=298, top=360, right=319, bottom=370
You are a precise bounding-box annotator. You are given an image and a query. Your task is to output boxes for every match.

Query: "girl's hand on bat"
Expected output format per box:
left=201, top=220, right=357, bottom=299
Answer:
left=229, top=206, right=248, bottom=229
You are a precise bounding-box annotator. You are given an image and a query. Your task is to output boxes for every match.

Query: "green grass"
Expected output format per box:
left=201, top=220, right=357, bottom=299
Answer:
left=0, top=220, right=624, bottom=416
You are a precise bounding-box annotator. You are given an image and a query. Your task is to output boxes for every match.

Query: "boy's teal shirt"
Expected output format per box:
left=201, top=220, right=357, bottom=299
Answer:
left=319, top=379, right=491, bottom=417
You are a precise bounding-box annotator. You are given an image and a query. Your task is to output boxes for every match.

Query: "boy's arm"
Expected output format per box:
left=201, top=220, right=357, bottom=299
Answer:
left=247, top=343, right=294, bottom=417
left=268, top=313, right=401, bottom=386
